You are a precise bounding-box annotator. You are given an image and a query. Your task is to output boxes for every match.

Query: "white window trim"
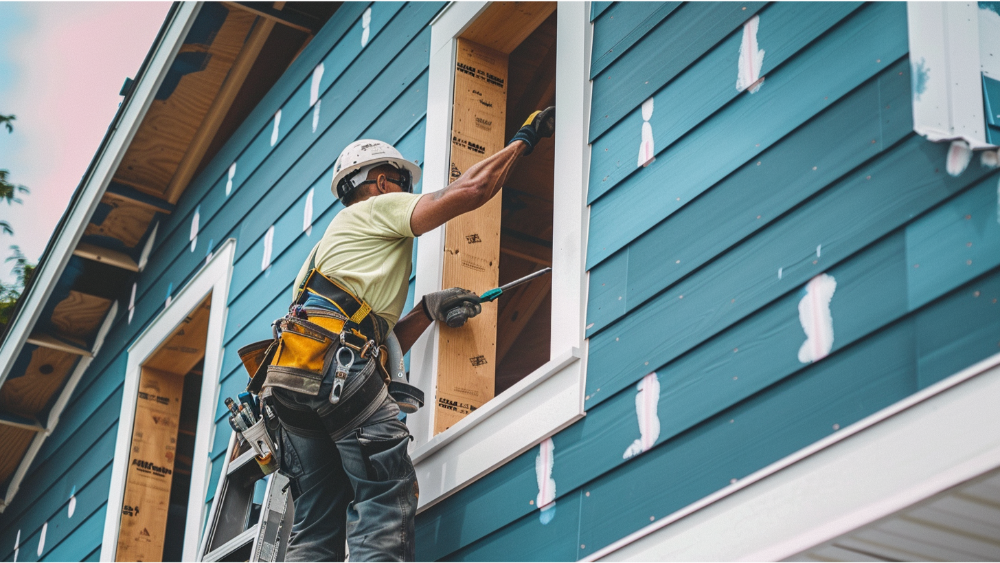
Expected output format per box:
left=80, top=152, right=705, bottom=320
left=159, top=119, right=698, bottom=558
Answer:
left=100, top=238, right=236, bottom=562
left=407, top=1, right=593, bottom=511
left=585, top=351, right=1000, bottom=561
left=907, top=2, right=997, bottom=149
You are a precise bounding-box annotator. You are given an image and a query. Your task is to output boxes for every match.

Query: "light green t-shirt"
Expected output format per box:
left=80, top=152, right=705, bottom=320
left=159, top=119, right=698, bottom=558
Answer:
left=292, top=192, right=422, bottom=329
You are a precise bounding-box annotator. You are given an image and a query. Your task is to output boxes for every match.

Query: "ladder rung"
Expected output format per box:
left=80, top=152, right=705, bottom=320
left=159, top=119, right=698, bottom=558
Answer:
left=203, top=524, right=259, bottom=562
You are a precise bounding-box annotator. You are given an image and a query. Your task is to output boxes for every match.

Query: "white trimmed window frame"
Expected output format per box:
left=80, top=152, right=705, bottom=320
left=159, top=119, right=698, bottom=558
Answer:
left=407, top=1, right=593, bottom=511
left=100, top=238, right=236, bottom=562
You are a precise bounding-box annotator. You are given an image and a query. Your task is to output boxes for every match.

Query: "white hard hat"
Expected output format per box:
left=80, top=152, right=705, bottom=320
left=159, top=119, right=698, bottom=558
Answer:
left=331, top=139, right=422, bottom=200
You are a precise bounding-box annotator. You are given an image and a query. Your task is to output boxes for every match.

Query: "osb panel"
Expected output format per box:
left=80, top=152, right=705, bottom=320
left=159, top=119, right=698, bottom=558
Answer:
left=50, top=291, right=113, bottom=338
left=114, top=9, right=257, bottom=197
left=435, top=39, right=508, bottom=434
left=143, top=297, right=211, bottom=376
left=0, top=347, right=78, bottom=418
left=84, top=197, right=159, bottom=248
left=0, top=426, right=36, bottom=486
left=460, top=2, right=556, bottom=54
left=116, top=367, right=184, bottom=562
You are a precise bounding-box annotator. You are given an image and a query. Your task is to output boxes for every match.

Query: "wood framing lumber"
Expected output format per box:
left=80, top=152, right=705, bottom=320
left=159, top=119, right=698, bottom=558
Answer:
left=72, top=242, right=140, bottom=272
left=224, top=2, right=319, bottom=35
left=0, top=413, right=45, bottom=433
left=24, top=333, right=92, bottom=358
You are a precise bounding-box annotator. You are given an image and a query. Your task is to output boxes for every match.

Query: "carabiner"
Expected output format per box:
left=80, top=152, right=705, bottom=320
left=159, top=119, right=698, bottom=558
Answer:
left=329, top=346, right=355, bottom=405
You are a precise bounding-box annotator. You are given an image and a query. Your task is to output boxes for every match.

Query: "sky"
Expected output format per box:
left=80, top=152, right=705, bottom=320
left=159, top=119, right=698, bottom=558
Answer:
left=0, top=1, right=170, bottom=285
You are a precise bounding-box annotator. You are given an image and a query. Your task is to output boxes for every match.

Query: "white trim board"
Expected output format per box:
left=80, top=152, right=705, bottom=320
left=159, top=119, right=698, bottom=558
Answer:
left=408, top=0, right=594, bottom=511
left=100, top=239, right=236, bottom=563
left=0, top=2, right=201, bottom=390
left=588, top=351, right=1000, bottom=562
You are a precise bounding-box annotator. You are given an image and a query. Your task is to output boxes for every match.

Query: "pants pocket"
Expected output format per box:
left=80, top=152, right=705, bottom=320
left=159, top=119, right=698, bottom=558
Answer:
left=356, top=421, right=413, bottom=481
left=277, top=427, right=305, bottom=498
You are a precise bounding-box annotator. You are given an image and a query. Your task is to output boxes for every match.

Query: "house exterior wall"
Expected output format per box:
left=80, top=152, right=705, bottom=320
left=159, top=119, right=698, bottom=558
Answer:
left=0, top=2, right=440, bottom=560
left=414, top=2, right=1000, bottom=561
left=3, top=2, right=1000, bottom=562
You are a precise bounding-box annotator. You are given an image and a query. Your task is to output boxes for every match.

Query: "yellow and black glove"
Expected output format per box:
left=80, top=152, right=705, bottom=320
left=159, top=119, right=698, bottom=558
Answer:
left=508, top=106, right=555, bottom=155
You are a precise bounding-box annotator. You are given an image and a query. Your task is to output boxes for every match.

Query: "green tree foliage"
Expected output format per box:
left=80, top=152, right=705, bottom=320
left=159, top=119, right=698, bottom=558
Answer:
left=0, top=113, right=36, bottom=329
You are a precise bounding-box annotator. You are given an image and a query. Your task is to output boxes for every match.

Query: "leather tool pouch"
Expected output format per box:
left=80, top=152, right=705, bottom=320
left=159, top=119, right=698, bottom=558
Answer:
left=266, top=316, right=343, bottom=396
left=240, top=339, right=277, bottom=394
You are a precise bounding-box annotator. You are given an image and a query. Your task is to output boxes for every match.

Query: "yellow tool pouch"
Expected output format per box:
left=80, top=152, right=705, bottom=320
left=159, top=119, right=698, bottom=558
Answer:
left=239, top=339, right=277, bottom=394
left=266, top=313, right=347, bottom=396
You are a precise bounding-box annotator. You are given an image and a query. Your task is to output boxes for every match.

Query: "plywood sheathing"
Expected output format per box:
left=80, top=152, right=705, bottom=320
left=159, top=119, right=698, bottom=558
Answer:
left=116, top=367, right=185, bottom=562
left=113, top=7, right=258, bottom=199
left=435, top=39, right=509, bottom=434
left=0, top=346, right=79, bottom=418
left=0, top=426, right=37, bottom=487
left=460, top=2, right=557, bottom=55
left=143, top=297, right=211, bottom=376
left=84, top=197, right=160, bottom=250
left=49, top=291, right=114, bottom=338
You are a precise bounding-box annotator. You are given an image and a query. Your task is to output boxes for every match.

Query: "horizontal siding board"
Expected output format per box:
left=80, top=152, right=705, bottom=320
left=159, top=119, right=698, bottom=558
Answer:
left=40, top=504, right=105, bottom=563
left=588, top=1, right=863, bottom=203
left=905, top=176, right=1000, bottom=310
left=916, top=280, right=1000, bottom=388
left=587, top=57, right=913, bottom=336
left=589, top=1, right=766, bottom=142
left=587, top=136, right=994, bottom=409
left=585, top=248, right=628, bottom=332
left=591, top=1, right=613, bottom=22
left=590, top=2, right=681, bottom=78
left=443, top=491, right=584, bottom=562
left=587, top=2, right=909, bottom=268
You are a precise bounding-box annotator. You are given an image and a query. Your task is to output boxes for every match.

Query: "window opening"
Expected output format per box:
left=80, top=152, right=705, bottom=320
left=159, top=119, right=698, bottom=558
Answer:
left=436, top=4, right=557, bottom=434
left=116, top=296, right=211, bottom=562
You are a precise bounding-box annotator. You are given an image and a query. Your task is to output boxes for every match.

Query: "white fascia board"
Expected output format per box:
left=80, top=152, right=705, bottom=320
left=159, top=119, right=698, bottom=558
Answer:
left=907, top=2, right=994, bottom=149
left=589, top=352, right=1000, bottom=562
left=0, top=2, right=203, bottom=389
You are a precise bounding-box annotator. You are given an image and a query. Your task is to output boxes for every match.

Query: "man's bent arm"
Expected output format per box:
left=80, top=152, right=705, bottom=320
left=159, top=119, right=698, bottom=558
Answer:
left=409, top=141, right=527, bottom=236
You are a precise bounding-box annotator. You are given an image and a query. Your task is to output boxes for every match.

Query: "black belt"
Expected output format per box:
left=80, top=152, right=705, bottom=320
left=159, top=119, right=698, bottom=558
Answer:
left=295, top=269, right=387, bottom=346
left=270, top=357, right=387, bottom=440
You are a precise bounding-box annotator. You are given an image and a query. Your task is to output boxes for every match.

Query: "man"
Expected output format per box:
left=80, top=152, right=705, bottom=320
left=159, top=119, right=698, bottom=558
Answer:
left=264, top=107, right=555, bottom=561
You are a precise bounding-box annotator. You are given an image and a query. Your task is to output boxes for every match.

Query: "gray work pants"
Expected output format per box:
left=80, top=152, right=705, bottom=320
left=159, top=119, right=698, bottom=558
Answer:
left=273, top=362, right=418, bottom=562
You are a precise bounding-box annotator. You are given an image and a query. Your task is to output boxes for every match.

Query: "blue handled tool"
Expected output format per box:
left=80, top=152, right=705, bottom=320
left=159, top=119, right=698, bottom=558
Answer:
left=480, top=267, right=552, bottom=302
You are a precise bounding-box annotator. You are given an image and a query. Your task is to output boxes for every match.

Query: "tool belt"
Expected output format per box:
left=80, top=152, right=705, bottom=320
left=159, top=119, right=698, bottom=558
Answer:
left=237, top=266, right=418, bottom=437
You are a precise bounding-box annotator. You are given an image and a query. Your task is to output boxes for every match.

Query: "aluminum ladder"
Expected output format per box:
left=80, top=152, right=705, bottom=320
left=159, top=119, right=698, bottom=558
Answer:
left=198, top=432, right=293, bottom=562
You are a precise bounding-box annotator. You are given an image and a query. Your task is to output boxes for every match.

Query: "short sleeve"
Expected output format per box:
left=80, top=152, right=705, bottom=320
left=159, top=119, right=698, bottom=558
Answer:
left=367, top=192, right=422, bottom=239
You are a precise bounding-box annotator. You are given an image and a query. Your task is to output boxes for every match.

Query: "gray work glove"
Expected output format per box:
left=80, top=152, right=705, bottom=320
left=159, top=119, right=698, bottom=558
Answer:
left=421, top=287, right=482, bottom=328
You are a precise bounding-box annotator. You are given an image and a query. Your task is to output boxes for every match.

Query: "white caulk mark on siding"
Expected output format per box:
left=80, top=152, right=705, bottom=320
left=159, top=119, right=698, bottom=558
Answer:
left=189, top=205, right=200, bottom=252
left=139, top=221, right=157, bottom=271
left=981, top=149, right=999, bottom=169
left=623, top=373, right=660, bottom=460
left=798, top=273, right=836, bottom=363
left=14, top=529, right=19, bottom=562
left=37, top=522, right=46, bottom=557
left=816, top=244, right=822, bottom=258
left=304, top=188, right=315, bottom=236
left=736, top=15, right=765, bottom=94
left=68, top=485, right=77, bottom=518
left=205, top=238, right=214, bottom=265
left=226, top=162, right=237, bottom=196
left=166, top=282, right=173, bottom=308
left=361, top=7, right=372, bottom=47
left=996, top=177, right=1000, bottom=225
left=271, top=109, right=282, bottom=147
left=536, top=438, right=556, bottom=525
left=946, top=140, right=972, bottom=176
left=637, top=97, right=655, bottom=168
left=262, top=225, right=275, bottom=271
left=128, top=282, right=136, bottom=324
left=778, top=267, right=783, bottom=280
left=311, top=63, right=325, bottom=133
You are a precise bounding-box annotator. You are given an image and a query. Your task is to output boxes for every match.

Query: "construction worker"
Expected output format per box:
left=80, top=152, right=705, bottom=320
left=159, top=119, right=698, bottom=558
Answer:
left=261, top=107, right=555, bottom=561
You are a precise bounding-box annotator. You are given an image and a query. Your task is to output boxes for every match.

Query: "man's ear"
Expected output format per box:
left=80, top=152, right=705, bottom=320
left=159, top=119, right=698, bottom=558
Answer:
left=376, top=173, right=389, bottom=194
